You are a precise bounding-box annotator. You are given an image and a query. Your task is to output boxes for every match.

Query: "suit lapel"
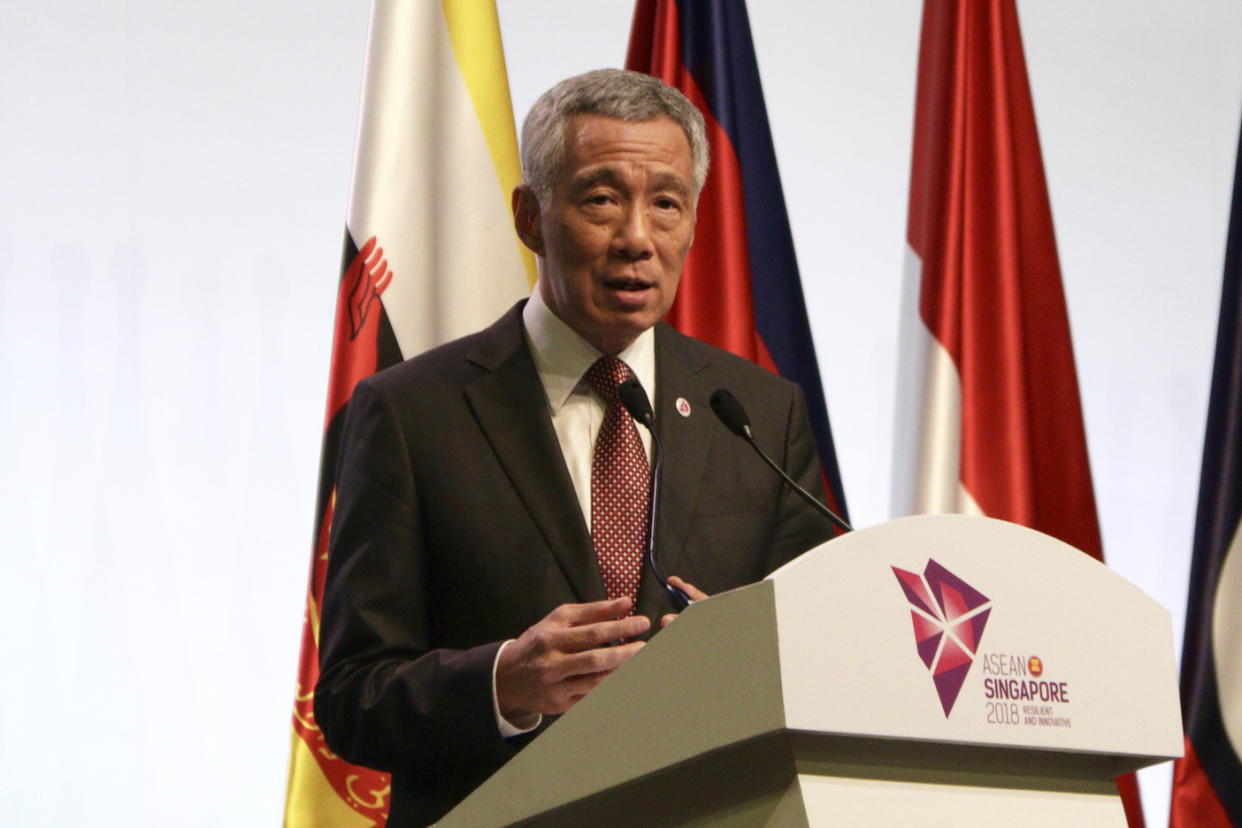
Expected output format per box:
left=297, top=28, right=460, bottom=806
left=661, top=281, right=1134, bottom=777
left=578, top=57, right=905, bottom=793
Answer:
left=635, top=324, right=716, bottom=620
left=463, top=307, right=606, bottom=604
left=462, top=312, right=719, bottom=619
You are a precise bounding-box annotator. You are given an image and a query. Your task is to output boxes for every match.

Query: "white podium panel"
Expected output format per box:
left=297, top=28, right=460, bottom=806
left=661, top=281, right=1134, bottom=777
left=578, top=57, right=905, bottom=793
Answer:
left=770, top=514, right=1182, bottom=760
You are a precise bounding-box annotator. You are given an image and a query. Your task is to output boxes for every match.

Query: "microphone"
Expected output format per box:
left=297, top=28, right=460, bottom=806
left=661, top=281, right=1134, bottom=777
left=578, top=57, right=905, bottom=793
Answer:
left=709, top=388, right=852, bottom=534
left=617, top=377, right=693, bottom=612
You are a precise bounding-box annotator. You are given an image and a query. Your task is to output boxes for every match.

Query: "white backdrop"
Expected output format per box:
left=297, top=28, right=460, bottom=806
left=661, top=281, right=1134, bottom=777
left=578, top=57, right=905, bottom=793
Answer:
left=1, top=1, right=1238, bottom=824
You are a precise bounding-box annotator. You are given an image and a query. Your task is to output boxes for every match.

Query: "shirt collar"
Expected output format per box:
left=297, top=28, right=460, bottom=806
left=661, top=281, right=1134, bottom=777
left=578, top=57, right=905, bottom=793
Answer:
left=522, top=283, right=657, bottom=413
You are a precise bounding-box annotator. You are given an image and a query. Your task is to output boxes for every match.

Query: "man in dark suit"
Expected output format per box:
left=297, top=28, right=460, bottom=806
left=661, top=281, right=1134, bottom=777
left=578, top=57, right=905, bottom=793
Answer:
left=314, top=69, right=834, bottom=826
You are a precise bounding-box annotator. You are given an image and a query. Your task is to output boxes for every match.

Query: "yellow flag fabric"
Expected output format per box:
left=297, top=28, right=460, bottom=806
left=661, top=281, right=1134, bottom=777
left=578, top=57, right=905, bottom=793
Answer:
left=284, top=2, right=531, bottom=825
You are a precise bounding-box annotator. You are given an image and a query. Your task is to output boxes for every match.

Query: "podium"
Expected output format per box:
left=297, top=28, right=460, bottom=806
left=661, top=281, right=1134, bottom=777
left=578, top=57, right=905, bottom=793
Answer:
left=439, top=515, right=1182, bottom=826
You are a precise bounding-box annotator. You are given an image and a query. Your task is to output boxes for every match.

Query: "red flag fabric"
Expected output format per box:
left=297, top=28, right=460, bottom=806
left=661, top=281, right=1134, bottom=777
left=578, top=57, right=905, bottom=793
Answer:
left=625, top=0, right=849, bottom=521
left=892, top=1, right=1143, bottom=823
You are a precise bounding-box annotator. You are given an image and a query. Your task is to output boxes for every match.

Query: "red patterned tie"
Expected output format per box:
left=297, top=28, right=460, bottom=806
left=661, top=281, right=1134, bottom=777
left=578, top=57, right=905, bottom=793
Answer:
left=584, top=357, right=651, bottom=606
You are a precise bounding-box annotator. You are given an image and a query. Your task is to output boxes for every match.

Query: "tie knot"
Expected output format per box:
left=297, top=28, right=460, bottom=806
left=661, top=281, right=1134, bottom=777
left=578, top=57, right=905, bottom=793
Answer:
left=584, top=357, right=635, bottom=404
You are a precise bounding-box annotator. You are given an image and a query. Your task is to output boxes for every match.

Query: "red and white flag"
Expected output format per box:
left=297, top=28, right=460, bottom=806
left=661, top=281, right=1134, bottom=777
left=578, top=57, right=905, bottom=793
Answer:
left=891, top=1, right=1143, bottom=823
left=283, top=2, right=532, bottom=825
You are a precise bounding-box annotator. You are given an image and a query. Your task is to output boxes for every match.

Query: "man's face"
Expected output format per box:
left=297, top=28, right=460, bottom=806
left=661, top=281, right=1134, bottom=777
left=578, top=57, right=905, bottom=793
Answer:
left=514, top=114, right=696, bottom=355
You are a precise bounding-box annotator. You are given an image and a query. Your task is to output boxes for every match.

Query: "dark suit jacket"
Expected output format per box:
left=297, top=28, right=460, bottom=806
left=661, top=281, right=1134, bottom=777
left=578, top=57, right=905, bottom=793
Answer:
left=314, top=302, right=834, bottom=826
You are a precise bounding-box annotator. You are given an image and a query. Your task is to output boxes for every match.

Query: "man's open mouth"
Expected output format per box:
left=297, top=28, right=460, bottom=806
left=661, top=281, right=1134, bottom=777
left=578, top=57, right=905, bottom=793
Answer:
left=604, top=278, right=654, bottom=292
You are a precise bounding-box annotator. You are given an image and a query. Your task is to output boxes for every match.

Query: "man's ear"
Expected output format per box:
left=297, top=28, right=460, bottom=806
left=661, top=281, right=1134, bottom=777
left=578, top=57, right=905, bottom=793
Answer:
left=512, top=185, right=544, bottom=256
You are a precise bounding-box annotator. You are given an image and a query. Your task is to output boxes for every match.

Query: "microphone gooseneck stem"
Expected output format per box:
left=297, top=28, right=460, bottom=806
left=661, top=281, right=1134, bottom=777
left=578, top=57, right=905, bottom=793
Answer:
left=617, top=377, right=692, bottom=612
left=742, top=427, right=852, bottom=534
left=645, top=421, right=690, bottom=611
left=710, top=388, right=852, bottom=535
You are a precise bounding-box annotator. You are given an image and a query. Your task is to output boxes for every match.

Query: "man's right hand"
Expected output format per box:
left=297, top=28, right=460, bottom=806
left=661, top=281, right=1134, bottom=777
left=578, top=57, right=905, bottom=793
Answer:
left=496, top=597, right=649, bottom=722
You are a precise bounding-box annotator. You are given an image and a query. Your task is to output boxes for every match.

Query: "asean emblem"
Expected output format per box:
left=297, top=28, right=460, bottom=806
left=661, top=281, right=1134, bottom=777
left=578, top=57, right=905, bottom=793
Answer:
left=892, top=560, right=992, bottom=716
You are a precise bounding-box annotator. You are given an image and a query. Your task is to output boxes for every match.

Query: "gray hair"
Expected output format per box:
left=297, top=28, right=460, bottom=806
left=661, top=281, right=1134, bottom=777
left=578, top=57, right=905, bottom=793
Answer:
left=520, top=68, right=710, bottom=200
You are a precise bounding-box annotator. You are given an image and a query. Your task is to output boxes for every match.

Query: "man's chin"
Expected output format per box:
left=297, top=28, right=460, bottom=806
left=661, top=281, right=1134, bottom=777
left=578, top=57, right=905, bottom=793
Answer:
left=587, top=314, right=660, bottom=355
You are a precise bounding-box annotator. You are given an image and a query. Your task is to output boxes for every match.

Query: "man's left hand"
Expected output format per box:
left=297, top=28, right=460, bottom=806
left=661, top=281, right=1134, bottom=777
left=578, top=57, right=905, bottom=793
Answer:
left=660, top=575, right=709, bottom=629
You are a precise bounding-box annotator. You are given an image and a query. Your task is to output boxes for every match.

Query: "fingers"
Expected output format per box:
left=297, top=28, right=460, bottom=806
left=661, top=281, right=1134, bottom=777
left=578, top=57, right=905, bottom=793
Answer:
left=548, top=596, right=635, bottom=625
left=546, top=640, right=645, bottom=683
left=525, top=601, right=648, bottom=676
left=667, top=575, right=709, bottom=603
left=550, top=615, right=650, bottom=653
left=497, top=598, right=651, bottom=717
left=557, top=667, right=628, bottom=707
left=661, top=576, right=710, bottom=629
left=534, top=667, right=623, bottom=715
left=543, top=641, right=643, bottom=711
left=526, top=597, right=648, bottom=652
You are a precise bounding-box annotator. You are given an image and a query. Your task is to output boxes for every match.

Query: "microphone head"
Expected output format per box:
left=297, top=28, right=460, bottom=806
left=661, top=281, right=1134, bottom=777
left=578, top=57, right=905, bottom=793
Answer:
left=617, top=377, right=654, bottom=425
left=709, top=388, right=751, bottom=437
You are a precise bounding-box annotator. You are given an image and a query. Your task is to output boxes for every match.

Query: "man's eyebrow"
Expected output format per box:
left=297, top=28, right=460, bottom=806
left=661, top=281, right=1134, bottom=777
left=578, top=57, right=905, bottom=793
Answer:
left=572, top=168, right=622, bottom=190
left=649, top=171, right=690, bottom=196
left=570, top=166, right=691, bottom=196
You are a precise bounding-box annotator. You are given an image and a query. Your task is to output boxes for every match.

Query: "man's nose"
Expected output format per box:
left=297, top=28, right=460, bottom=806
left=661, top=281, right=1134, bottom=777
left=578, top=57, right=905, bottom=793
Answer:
left=612, top=206, right=656, bottom=260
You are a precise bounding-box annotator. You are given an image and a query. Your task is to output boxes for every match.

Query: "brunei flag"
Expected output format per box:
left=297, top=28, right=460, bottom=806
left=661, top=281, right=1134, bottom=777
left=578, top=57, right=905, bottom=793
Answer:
left=890, top=1, right=1144, bottom=823
left=1169, top=115, right=1242, bottom=828
left=624, top=0, right=849, bottom=521
left=282, top=2, right=533, bottom=825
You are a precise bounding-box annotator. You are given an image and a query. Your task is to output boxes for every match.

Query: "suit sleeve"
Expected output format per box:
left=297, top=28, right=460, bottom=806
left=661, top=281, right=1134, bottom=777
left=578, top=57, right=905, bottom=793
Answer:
left=313, top=378, right=518, bottom=776
left=762, top=383, right=837, bottom=574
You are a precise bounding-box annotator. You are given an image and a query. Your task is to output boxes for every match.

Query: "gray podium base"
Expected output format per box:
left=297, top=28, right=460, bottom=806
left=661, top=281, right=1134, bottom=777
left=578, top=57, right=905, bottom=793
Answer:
left=502, top=731, right=1128, bottom=827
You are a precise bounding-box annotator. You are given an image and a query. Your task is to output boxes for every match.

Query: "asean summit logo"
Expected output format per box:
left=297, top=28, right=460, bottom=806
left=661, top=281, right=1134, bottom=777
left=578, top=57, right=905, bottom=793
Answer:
left=891, top=560, right=992, bottom=716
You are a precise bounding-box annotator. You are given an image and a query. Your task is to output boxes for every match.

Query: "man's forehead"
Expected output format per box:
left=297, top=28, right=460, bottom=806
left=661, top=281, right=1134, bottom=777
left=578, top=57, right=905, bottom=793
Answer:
left=559, top=114, right=693, bottom=181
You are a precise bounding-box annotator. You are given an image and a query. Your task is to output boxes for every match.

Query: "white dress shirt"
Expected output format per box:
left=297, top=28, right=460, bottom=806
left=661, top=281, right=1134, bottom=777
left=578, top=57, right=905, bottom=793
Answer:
left=492, top=286, right=657, bottom=737
left=522, top=285, right=656, bottom=512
